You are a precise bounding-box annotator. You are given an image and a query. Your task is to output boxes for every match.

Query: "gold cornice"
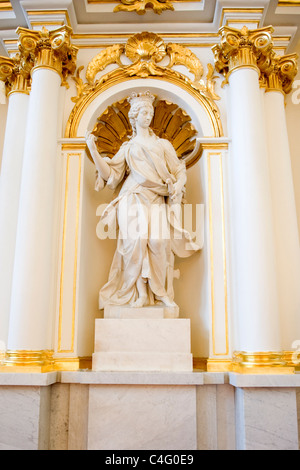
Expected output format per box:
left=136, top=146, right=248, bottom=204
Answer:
left=213, top=25, right=274, bottom=81
left=16, top=25, right=78, bottom=87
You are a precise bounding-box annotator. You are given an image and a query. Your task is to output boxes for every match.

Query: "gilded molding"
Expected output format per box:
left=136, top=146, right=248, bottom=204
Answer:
left=67, top=31, right=223, bottom=138
left=16, top=25, right=78, bottom=87
left=0, top=349, right=55, bottom=372
left=213, top=25, right=274, bottom=82
left=232, top=351, right=295, bottom=374
left=113, top=0, right=174, bottom=15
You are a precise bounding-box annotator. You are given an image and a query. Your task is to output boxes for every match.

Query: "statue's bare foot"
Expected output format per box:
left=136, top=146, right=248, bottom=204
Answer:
left=132, top=296, right=148, bottom=308
left=156, top=295, right=177, bottom=308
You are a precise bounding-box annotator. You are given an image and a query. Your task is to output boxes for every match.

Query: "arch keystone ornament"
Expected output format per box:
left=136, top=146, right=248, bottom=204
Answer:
left=67, top=31, right=223, bottom=140
left=113, top=0, right=175, bottom=15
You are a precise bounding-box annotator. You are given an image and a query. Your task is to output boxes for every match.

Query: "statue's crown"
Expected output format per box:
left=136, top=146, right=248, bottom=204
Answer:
left=128, top=91, right=155, bottom=108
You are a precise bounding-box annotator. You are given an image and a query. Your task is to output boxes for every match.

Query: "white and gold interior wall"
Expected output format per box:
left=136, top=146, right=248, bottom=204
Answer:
left=0, top=25, right=300, bottom=371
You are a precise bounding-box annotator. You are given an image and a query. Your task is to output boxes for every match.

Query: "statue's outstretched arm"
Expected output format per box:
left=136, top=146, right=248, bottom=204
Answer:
left=85, top=131, right=111, bottom=181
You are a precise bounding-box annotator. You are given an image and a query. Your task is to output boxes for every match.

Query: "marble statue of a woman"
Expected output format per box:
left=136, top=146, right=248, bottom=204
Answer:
left=86, top=91, right=201, bottom=310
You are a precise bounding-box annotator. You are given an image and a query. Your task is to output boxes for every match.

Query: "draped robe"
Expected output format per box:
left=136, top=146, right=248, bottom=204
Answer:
left=95, top=135, right=201, bottom=308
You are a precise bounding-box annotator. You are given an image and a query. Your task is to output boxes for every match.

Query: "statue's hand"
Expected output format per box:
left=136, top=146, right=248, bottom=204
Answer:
left=170, top=181, right=183, bottom=202
left=85, top=130, right=97, bottom=148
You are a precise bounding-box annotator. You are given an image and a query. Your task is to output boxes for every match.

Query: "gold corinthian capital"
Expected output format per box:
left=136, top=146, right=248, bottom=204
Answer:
left=16, top=25, right=78, bottom=86
left=0, top=53, right=31, bottom=95
left=212, top=25, right=275, bottom=80
left=265, top=54, right=298, bottom=95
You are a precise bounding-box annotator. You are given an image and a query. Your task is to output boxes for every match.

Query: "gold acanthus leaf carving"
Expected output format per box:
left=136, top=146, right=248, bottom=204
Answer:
left=167, top=43, right=204, bottom=83
left=113, top=0, right=174, bottom=15
left=86, top=44, right=125, bottom=85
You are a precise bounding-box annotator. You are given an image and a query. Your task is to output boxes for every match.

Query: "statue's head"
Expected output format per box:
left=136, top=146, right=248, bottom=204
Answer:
left=128, top=91, right=155, bottom=136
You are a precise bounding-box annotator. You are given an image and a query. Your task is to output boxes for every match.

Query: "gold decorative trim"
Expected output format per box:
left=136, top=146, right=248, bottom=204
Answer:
left=0, top=1, right=12, bottom=11
left=0, top=352, right=92, bottom=372
left=232, top=351, right=295, bottom=374
left=53, top=357, right=92, bottom=371
left=57, top=153, right=82, bottom=354
left=0, top=350, right=54, bottom=373
left=278, top=0, right=300, bottom=5
left=282, top=351, right=300, bottom=369
left=207, top=152, right=229, bottom=356
left=206, top=359, right=232, bottom=372
left=66, top=31, right=223, bottom=139
left=61, top=142, right=87, bottom=151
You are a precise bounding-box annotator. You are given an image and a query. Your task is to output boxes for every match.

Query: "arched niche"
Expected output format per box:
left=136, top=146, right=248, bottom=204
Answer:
left=68, top=78, right=223, bottom=141
left=61, top=74, right=225, bottom=362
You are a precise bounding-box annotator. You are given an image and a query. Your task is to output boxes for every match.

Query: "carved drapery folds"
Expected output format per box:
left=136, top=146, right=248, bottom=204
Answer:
left=213, top=25, right=298, bottom=94
left=16, top=25, right=78, bottom=87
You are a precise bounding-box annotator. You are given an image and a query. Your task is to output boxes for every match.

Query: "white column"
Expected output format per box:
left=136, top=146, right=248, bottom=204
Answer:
left=264, top=89, right=300, bottom=350
left=7, top=67, right=61, bottom=351
left=0, top=88, right=29, bottom=350
left=228, top=67, right=281, bottom=353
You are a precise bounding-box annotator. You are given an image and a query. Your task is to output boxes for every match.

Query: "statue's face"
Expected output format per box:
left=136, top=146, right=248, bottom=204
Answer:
left=136, top=105, right=154, bottom=129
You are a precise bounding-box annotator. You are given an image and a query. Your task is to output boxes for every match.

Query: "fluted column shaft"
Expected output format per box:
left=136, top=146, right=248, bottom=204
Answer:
left=0, top=59, right=30, bottom=352
left=264, top=55, right=300, bottom=355
left=213, top=27, right=283, bottom=364
left=5, top=27, right=77, bottom=366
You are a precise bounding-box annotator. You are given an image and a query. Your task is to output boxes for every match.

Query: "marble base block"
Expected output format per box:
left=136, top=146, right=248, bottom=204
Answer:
left=92, top=318, right=193, bottom=372
left=104, top=304, right=179, bottom=319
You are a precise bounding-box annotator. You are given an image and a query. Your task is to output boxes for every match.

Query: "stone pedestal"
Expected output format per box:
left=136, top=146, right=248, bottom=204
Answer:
left=92, top=311, right=193, bottom=372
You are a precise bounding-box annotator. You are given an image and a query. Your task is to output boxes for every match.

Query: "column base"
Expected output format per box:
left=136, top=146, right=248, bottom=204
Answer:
left=232, top=351, right=295, bottom=375
left=0, top=350, right=54, bottom=373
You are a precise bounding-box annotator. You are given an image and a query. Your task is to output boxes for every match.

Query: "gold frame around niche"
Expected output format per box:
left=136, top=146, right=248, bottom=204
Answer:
left=65, top=32, right=224, bottom=140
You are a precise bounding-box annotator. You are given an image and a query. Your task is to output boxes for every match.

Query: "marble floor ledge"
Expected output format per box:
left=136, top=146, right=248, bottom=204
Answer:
left=1, top=370, right=300, bottom=388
